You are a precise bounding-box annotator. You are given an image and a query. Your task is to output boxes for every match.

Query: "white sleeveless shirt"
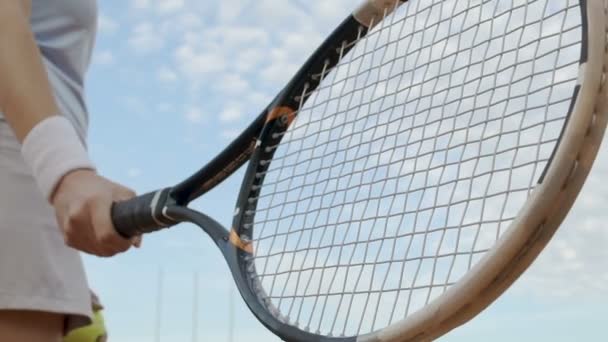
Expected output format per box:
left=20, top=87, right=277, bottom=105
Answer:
left=0, top=0, right=98, bottom=331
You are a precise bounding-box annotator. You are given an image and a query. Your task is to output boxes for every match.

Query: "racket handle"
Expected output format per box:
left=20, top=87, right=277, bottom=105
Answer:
left=111, top=188, right=175, bottom=238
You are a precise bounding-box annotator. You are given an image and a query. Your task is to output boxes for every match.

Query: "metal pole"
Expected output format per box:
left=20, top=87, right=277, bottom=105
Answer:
left=228, top=281, right=235, bottom=342
left=155, top=267, right=164, bottom=342
left=192, top=271, right=199, bottom=342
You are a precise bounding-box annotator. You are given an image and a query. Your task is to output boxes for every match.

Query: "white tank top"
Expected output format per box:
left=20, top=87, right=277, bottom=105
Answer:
left=0, top=0, right=98, bottom=142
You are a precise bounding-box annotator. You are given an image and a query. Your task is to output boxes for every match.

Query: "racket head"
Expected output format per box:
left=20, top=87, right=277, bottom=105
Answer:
left=226, top=0, right=608, bottom=340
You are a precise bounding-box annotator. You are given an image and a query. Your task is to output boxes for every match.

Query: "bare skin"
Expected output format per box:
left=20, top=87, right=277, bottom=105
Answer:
left=0, top=311, right=64, bottom=342
left=0, top=0, right=137, bottom=339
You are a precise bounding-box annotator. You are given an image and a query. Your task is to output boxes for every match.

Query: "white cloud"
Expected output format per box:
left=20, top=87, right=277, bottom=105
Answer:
left=312, top=1, right=355, bottom=23
left=235, top=48, right=266, bottom=73
left=256, top=28, right=324, bottom=86
left=260, top=49, right=299, bottom=85
left=174, top=12, right=203, bottom=30
left=127, top=168, right=142, bottom=178
left=158, top=66, right=178, bottom=83
left=214, top=73, right=249, bottom=95
left=217, top=0, right=248, bottom=24
left=281, top=29, right=324, bottom=57
left=219, top=104, right=243, bottom=123
left=175, top=44, right=226, bottom=75
left=156, top=0, right=185, bottom=14
left=204, top=26, right=270, bottom=50
left=131, top=0, right=150, bottom=9
left=129, top=22, right=164, bottom=53
left=184, top=106, right=204, bottom=124
left=220, top=129, right=241, bottom=139
left=98, top=14, right=119, bottom=34
left=251, top=0, right=310, bottom=27
left=119, top=0, right=335, bottom=113
left=94, top=50, right=115, bottom=66
left=247, top=92, right=271, bottom=109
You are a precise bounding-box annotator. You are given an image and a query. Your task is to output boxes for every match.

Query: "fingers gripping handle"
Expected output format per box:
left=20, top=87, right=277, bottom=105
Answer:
left=111, top=188, right=176, bottom=238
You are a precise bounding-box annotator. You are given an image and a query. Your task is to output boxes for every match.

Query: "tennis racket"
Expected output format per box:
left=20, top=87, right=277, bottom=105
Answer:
left=111, top=0, right=608, bottom=340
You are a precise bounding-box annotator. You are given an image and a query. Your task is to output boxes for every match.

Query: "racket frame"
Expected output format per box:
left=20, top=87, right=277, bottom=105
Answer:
left=111, top=0, right=608, bottom=340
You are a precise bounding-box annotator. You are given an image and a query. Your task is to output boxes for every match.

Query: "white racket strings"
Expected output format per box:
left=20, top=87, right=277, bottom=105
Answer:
left=248, top=0, right=582, bottom=336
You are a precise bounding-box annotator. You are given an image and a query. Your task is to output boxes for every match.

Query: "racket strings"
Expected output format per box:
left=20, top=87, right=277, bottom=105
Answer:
left=264, top=17, right=581, bottom=161
left=282, top=0, right=576, bottom=113
left=249, top=0, right=582, bottom=337
left=254, top=98, right=571, bottom=208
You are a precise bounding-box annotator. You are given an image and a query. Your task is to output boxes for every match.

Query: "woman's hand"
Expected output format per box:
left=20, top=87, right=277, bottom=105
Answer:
left=51, top=169, right=141, bottom=257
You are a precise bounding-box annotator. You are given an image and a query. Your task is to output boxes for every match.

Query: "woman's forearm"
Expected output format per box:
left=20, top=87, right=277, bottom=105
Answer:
left=0, top=0, right=138, bottom=258
left=0, top=0, right=60, bottom=142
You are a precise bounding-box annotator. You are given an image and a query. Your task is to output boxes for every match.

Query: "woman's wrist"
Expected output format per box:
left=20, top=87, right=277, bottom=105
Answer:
left=20, top=115, right=96, bottom=202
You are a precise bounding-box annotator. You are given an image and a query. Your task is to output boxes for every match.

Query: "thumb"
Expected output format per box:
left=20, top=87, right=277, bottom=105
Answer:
left=113, top=184, right=136, bottom=201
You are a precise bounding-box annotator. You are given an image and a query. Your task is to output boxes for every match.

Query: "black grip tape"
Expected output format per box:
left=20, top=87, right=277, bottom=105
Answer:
left=111, top=188, right=175, bottom=238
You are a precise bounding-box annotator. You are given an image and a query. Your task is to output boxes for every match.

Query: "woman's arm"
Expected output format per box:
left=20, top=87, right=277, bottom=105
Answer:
left=0, top=1, right=139, bottom=257
left=0, top=0, right=58, bottom=141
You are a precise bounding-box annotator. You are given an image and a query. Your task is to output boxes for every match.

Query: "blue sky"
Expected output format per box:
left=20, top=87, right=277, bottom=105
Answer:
left=82, top=1, right=608, bottom=341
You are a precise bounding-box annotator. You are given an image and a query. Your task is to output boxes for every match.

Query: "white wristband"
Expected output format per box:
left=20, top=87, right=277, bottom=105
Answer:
left=21, top=116, right=96, bottom=202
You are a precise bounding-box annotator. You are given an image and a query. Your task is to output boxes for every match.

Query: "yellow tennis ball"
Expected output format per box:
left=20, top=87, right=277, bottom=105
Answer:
left=63, top=310, right=107, bottom=342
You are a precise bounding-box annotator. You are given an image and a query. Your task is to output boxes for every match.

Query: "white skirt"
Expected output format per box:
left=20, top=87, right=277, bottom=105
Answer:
left=0, top=121, right=92, bottom=331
